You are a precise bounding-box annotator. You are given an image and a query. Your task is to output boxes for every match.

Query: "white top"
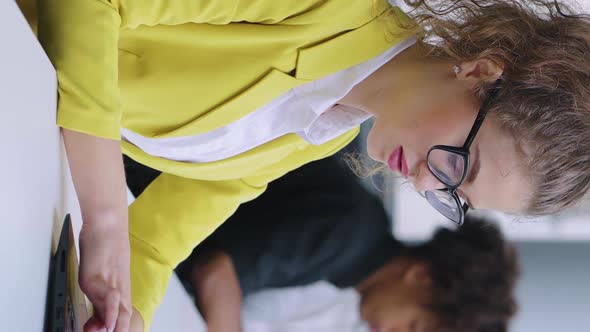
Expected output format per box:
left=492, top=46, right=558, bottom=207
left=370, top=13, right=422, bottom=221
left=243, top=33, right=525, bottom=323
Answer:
left=152, top=278, right=367, bottom=332
left=121, top=37, right=417, bottom=163
left=242, top=281, right=367, bottom=332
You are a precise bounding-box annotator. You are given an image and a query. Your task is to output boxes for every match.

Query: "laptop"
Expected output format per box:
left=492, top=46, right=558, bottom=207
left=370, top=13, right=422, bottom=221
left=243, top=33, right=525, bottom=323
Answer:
left=45, top=214, right=88, bottom=332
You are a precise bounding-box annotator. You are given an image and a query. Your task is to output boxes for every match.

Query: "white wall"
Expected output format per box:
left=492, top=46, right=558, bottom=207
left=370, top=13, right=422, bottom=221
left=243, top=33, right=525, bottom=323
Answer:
left=512, top=242, right=590, bottom=331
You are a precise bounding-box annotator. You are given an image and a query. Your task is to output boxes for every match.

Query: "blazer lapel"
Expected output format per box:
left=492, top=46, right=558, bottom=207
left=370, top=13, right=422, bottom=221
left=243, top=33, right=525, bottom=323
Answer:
left=153, top=8, right=416, bottom=139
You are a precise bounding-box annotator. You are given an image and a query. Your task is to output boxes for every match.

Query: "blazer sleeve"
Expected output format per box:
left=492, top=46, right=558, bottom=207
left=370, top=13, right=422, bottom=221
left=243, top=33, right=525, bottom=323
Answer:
left=37, top=0, right=325, bottom=139
left=38, top=0, right=122, bottom=139
left=127, top=173, right=267, bottom=330
left=126, top=130, right=355, bottom=330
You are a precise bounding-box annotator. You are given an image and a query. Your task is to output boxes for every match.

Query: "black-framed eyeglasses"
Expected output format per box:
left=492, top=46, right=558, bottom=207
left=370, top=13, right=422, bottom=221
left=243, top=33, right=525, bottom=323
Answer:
left=424, top=79, right=503, bottom=226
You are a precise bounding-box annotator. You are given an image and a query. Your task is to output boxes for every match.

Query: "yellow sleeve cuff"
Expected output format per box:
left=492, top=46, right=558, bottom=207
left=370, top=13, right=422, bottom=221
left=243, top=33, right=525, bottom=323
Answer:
left=38, top=0, right=122, bottom=140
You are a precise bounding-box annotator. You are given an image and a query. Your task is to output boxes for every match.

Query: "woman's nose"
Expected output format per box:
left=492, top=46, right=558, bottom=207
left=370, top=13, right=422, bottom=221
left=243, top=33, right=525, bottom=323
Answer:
left=410, top=161, right=445, bottom=192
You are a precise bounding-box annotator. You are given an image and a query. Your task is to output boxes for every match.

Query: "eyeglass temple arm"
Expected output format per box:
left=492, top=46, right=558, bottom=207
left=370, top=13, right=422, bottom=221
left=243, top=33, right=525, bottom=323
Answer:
left=462, top=78, right=503, bottom=149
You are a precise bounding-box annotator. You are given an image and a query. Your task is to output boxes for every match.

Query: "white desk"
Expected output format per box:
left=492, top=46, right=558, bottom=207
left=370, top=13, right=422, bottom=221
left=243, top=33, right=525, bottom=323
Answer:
left=1, top=2, right=63, bottom=330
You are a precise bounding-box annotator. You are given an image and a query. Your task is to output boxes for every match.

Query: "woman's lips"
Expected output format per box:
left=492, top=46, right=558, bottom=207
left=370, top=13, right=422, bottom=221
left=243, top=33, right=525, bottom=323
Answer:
left=387, top=146, right=409, bottom=178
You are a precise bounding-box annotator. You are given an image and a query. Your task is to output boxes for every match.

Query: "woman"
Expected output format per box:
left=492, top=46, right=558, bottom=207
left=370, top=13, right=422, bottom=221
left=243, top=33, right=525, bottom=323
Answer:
left=36, top=0, right=590, bottom=331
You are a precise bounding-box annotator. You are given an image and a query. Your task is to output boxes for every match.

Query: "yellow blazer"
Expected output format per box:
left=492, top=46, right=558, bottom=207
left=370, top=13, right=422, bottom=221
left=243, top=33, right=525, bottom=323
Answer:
left=37, top=0, right=416, bottom=328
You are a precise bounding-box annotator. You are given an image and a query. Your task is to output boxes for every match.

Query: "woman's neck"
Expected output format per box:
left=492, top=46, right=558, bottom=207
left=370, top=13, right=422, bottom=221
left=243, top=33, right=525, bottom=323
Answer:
left=337, top=43, right=452, bottom=115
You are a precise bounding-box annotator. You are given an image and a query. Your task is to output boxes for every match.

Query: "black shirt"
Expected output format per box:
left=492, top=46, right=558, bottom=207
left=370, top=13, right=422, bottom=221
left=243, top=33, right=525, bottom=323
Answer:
left=174, top=155, right=402, bottom=296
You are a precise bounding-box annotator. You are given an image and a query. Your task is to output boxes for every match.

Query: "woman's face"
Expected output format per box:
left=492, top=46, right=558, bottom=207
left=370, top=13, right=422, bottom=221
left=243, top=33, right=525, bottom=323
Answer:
left=363, top=58, right=533, bottom=214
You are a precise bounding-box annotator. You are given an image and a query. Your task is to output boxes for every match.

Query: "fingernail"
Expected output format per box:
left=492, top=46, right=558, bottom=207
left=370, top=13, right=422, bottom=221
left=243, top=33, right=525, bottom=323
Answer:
left=98, top=328, right=107, bottom=332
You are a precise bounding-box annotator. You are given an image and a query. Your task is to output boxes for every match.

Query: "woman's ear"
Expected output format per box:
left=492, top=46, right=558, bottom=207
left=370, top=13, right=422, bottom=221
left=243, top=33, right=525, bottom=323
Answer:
left=456, top=59, right=504, bottom=86
left=403, top=261, right=432, bottom=287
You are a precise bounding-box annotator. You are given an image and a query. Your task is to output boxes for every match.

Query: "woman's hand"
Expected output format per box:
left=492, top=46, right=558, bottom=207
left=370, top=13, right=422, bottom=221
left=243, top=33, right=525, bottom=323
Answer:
left=79, top=220, right=131, bottom=332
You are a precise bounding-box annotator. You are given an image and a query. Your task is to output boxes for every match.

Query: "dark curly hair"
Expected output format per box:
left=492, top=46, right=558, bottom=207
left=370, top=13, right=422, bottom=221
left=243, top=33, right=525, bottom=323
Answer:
left=391, top=0, right=590, bottom=215
left=406, top=216, right=520, bottom=332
